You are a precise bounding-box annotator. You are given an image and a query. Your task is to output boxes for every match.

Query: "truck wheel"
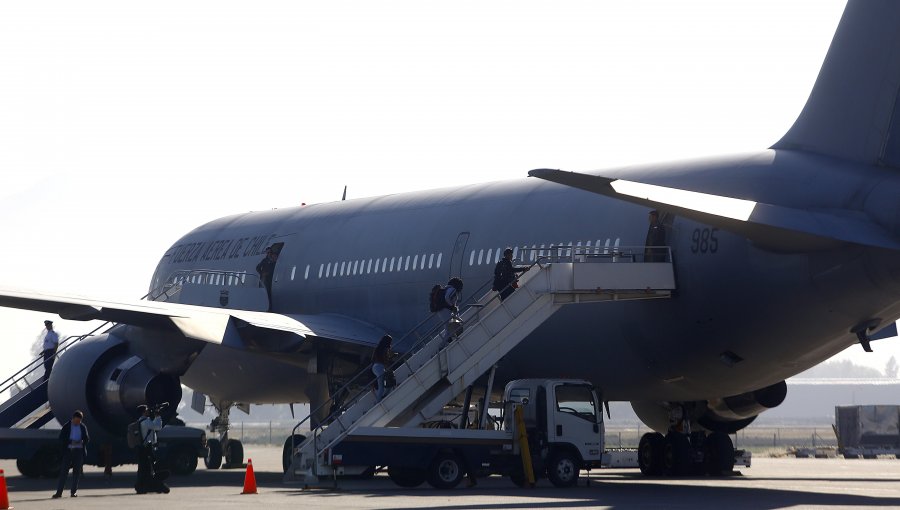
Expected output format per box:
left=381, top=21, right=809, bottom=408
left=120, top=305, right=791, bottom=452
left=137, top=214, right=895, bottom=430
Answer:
left=170, top=447, right=199, bottom=475
left=427, top=452, right=464, bottom=489
left=388, top=466, right=426, bottom=488
left=205, top=438, right=222, bottom=469
left=225, top=439, right=244, bottom=467
left=703, top=432, right=735, bottom=476
left=16, top=456, right=41, bottom=478
left=547, top=450, right=580, bottom=488
left=663, top=432, right=691, bottom=476
left=638, top=432, right=665, bottom=476
left=282, top=434, right=306, bottom=473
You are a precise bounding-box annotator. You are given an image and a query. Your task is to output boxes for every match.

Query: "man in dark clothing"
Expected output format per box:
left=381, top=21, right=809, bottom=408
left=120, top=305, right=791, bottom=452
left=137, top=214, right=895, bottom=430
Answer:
left=53, top=410, right=89, bottom=499
left=644, top=210, right=668, bottom=262
left=256, top=246, right=278, bottom=309
left=493, top=248, right=529, bottom=301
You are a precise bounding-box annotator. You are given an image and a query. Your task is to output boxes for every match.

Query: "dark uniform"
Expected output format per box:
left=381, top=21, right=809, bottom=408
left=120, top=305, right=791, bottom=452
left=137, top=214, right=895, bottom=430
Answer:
left=256, top=250, right=277, bottom=308
left=54, top=415, right=89, bottom=498
left=493, top=257, right=528, bottom=301
left=644, top=221, right=667, bottom=262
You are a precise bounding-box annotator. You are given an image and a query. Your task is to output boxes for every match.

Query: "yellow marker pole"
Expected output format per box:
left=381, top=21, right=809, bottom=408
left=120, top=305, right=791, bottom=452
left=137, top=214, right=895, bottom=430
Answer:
left=514, top=404, right=535, bottom=487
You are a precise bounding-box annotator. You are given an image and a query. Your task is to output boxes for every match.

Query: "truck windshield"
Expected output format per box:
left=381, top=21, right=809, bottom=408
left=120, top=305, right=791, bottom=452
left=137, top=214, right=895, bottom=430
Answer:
left=555, top=385, right=596, bottom=422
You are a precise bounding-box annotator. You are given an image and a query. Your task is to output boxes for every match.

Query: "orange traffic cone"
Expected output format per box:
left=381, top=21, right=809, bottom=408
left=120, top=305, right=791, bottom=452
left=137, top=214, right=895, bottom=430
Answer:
left=0, top=469, right=12, bottom=509
left=241, top=458, right=258, bottom=494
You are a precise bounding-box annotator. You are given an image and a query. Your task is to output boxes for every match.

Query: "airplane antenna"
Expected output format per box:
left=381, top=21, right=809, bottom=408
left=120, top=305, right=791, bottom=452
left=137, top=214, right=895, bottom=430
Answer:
left=342, top=185, right=347, bottom=201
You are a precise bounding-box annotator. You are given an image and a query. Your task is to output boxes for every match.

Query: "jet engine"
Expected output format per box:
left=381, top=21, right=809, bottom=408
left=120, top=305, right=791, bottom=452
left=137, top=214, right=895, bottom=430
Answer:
left=632, top=381, right=787, bottom=434
left=48, top=334, right=181, bottom=436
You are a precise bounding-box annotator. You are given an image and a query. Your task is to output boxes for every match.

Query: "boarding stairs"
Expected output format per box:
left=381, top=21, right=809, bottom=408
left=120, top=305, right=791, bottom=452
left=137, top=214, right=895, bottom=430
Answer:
left=0, top=278, right=190, bottom=430
left=0, top=321, right=113, bottom=429
left=286, top=246, right=677, bottom=483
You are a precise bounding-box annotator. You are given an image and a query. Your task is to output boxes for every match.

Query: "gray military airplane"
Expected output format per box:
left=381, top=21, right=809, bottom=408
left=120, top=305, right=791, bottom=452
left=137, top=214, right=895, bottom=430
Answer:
left=1, top=0, right=899, bottom=473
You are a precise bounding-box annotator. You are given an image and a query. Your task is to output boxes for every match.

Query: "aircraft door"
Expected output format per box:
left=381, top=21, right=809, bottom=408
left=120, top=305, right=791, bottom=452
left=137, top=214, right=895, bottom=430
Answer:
left=448, top=232, right=470, bottom=279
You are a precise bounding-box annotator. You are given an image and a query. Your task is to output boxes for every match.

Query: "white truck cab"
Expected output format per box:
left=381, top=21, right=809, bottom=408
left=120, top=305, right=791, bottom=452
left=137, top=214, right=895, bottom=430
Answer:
left=503, top=379, right=605, bottom=486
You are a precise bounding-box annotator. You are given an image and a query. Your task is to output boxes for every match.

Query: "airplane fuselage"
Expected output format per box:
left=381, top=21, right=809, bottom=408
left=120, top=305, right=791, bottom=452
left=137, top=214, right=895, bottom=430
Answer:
left=149, top=149, right=900, bottom=405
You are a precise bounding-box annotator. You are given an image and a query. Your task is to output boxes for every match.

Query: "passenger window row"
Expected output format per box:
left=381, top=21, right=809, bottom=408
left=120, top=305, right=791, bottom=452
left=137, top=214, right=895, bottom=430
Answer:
left=467, top=239, right=620, bottom=266
left=299, top=238, right=620, bottom=280
left=312, top=253, right=445, bottom=280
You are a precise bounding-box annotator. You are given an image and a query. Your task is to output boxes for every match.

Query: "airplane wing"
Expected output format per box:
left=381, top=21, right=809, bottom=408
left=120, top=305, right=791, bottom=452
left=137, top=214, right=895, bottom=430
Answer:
left=0, top=288, right=383, bottom=348
left=529, top=168, right=900, bottom=252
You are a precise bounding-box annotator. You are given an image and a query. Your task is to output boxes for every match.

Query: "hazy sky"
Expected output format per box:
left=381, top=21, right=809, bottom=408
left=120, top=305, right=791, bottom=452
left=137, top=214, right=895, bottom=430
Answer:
left=2, top=1, right=894, bottom=383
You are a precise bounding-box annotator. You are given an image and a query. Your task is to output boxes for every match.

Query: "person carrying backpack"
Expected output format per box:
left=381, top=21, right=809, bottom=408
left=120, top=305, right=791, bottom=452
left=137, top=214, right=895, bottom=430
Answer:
left=371, top=335, right=394, bottom=402
left=439, top=278, right=463, bottom=340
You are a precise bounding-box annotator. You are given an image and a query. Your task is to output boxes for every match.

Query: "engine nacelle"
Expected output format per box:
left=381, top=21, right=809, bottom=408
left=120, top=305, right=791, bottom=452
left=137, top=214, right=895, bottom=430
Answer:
left=48, top=334, right=181, bottom=436
left=632, top=381, right=787, bottom=435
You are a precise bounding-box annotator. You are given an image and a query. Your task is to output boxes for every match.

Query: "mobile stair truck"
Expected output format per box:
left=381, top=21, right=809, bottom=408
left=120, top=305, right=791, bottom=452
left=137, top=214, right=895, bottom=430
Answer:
left=286, top=247, right=683, bottom=488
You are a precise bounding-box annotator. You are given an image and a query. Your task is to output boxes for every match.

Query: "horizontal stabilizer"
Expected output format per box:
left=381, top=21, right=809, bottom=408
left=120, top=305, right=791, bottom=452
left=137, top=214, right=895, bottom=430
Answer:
left=872, top=322, right=898, bottom=342
left=529, top=168, right=900, bottom=252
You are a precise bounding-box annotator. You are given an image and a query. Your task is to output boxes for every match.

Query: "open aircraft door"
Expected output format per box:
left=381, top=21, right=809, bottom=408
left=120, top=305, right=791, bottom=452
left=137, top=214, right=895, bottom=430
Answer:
left=448, top=232, right=470, bottom=279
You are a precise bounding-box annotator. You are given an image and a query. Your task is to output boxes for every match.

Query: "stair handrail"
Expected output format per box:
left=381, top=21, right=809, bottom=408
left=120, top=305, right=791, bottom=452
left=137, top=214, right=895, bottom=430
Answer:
left=290, top=256, right=550, bottom=472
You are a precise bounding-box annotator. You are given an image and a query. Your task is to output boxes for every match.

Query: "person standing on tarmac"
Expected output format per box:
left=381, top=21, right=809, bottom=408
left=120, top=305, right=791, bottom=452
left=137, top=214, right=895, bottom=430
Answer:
left=135, top=404, right=170, bottom=494
left=53, top=410, right=89, bottom=499
left=41, top=320, right=59, bottom=380
left=492, top=248, right=529, bottom=301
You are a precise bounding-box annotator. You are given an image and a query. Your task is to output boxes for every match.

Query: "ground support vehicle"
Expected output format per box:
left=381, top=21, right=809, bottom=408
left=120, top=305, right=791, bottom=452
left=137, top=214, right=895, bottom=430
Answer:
left=320, top=378, right=607, bottom=489
left=3, top=425, right=208, bottom=478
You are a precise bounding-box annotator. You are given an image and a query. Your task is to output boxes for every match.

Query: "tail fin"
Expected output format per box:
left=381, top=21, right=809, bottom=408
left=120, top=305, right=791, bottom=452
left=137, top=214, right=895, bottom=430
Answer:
left=772, top=0, right=900, bottom=168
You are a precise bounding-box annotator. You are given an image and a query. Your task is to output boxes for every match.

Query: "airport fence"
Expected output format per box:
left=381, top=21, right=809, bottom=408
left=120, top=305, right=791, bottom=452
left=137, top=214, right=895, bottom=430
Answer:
left=197, top=422, right=840, bottom=455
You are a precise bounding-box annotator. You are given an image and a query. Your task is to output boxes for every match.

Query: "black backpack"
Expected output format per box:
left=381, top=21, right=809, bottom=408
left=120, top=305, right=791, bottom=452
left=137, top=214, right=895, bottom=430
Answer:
left=429, top=285, right=447, bottom=312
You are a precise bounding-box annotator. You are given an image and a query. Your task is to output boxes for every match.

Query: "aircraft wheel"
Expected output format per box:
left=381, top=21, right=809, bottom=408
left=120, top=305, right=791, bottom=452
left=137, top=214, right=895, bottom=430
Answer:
left=546, top=450, right=580, bottom=488
left=426, top=452, right=464, bottom=489
left=638, top=432, right=665, bottom=476
left=37, top=447, right=62, bottom=478
left=16, top=456, right=41, bottom=478
left=388, top=466, right=426, bottom=488
left=663, top=432, right=691, bottom=476
left=282, top=434, right=306, bottom=473
left=703, top=432, right=735, bottom=476
left=205, top=438, right=222, bottom=469
left=225, top=439, right=244, bottom=467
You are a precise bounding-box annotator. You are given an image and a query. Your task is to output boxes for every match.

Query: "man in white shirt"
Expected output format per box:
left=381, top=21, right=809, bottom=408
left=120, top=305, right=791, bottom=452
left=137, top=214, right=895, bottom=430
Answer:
left=41, top=320, right=60, bottom=379
left=135, top=404, right=169, bottom=494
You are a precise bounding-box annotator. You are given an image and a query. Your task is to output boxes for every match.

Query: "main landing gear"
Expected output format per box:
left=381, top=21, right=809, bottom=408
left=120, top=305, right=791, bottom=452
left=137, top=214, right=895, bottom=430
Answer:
left=638, top=430, right=735, bottom=476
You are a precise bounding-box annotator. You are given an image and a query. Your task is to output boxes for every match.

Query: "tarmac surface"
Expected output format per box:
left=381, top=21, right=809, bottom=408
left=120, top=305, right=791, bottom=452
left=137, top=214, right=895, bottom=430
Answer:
left=6, top=446, right=900, bottom=509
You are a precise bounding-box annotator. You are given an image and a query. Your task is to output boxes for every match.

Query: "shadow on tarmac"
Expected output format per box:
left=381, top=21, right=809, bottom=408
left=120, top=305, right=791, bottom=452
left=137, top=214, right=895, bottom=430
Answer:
left=9, top=468, right=900, bottom=508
